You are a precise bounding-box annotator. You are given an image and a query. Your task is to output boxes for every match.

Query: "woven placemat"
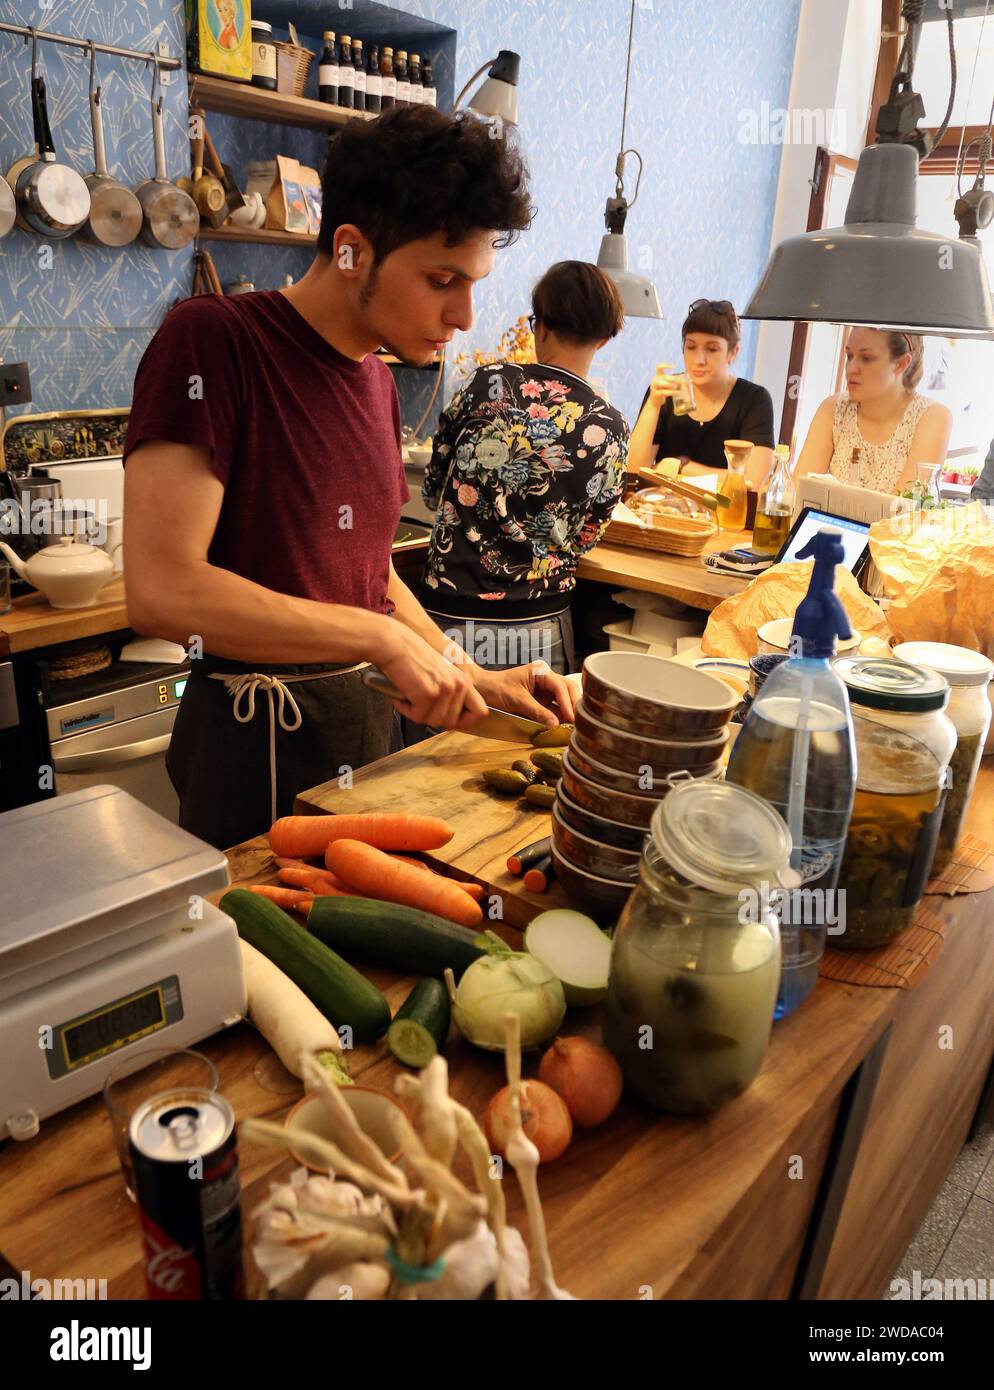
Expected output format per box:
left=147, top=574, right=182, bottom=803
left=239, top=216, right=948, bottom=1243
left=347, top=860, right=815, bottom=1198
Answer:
left=925, top=832, right=994, bottom=896
left=819, top=834, right=993, bottom=990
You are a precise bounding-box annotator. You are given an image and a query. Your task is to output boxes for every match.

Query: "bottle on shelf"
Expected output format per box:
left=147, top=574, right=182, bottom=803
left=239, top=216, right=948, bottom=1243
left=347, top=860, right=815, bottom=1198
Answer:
left=753, top=443, right=796, bottom=555
left=395, top=50, right=410, bottom=106
left=409, top=53, right=423, bottom=104
left=380, top=46, right=396, bottom=109
left=365, top=43, right=382, bottom=114
left=422, top=56, right=437, bottom=107
left=337, top=33, right=355, bottom=109
left=352, top=37, right=366, bottom=113
left=318, top=31, right=339, bottom=106
left=725, top=529, right=857, bottom=1019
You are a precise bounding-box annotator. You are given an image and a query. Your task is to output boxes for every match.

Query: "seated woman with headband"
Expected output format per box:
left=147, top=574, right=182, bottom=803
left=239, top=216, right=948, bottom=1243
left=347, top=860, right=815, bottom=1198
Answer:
left=794, top=328, right=952, bottom=493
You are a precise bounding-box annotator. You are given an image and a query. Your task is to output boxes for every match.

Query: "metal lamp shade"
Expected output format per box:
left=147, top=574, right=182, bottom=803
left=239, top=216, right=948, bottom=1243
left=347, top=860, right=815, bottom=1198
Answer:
left=744, top=143, right=994, bottom=339
left=468, top=51, right=520, bottom=126
left=597, top=231, right=663, bottom=319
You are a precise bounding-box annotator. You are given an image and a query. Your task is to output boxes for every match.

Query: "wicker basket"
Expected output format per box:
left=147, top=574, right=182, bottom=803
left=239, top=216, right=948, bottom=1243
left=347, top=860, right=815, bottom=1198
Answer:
left=603, top=516, right=716, bottom=556
left=275, top=41, right=314, bottom=96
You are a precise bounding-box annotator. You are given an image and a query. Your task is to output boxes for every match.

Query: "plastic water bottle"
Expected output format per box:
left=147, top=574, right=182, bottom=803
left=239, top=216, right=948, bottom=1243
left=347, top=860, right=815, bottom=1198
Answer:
left=725, top=529, right=857, bottom=1017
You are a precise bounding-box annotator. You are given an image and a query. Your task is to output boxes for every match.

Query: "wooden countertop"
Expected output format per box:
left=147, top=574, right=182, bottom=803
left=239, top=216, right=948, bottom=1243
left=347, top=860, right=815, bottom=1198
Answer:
left=577, top=530, right=752, bottom=610
left=4, top=725, right=992, bottom=1299
left=0, top=577, right=129, bottom=656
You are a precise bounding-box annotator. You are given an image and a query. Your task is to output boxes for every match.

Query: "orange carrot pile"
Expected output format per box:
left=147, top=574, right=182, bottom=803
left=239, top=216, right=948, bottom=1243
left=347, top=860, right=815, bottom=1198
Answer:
left=325, top=840, right=483, bottom=928
left=248, top=884, right=315, bottom=912
left=270, top=813, right=453, bottom=858
left=278, top=865, right=349, bottom=896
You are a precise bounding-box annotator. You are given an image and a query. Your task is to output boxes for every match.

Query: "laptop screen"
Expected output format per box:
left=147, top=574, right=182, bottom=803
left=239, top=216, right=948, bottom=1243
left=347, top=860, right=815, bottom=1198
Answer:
left=777, top=507, right=871, bottom=572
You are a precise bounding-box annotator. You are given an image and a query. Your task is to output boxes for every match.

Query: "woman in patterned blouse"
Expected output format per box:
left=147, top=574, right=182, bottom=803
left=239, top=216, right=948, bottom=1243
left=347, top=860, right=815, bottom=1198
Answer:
left=415, top=262, right=629, bottom=674
left=795, top=328, right=952, bottom=494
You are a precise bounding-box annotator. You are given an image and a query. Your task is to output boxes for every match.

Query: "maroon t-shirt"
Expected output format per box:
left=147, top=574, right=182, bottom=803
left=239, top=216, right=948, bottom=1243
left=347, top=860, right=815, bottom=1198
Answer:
left=124, top=290, right=409, bottom=611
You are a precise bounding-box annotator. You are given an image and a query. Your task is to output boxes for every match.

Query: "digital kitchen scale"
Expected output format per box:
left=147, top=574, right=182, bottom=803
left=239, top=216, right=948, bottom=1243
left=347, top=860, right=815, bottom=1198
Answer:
left=0, top=785, right=246, bottom=1140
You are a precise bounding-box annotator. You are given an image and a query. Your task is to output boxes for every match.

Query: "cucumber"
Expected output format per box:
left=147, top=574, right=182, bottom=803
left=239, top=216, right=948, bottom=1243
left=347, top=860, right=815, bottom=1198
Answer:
left=306, top=895, right=485, bottom=979
left=220, top=888, right=391, bottom=1043
left=387, top=978, right=451, bottom=1068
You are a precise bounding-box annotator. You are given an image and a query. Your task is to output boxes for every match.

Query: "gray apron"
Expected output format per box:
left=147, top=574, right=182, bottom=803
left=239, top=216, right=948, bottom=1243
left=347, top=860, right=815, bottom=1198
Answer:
left=166, top=654, right=402, bottom=849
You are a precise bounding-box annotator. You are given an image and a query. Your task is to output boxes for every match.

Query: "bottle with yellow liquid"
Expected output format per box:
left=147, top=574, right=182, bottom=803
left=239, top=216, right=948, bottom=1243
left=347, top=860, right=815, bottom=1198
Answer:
left=753, top=443, right=796, bottom=554
left=718, top=439, right=751, bottom=530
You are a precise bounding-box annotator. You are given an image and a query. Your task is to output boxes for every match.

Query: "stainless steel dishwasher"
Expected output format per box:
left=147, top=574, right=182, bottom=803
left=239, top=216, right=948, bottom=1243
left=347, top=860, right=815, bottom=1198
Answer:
left=47, top=663, right=191, bottom=822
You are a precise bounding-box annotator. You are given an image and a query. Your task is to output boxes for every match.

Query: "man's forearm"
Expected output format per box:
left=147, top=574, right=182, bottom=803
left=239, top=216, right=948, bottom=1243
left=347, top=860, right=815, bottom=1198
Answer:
left=128, top=559, right=398, bottom=666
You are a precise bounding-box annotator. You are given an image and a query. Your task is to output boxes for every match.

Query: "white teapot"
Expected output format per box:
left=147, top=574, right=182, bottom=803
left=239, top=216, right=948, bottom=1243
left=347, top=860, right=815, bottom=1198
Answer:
left=0, top=536, right=114, bottom=609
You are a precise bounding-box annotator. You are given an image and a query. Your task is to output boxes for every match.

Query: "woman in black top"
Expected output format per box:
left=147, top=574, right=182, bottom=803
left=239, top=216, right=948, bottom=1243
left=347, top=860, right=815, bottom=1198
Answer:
left=628, top=299, right=774, bottom=486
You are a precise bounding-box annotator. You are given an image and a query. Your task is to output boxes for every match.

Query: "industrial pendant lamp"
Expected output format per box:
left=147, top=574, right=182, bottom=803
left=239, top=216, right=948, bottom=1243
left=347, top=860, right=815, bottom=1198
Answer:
left=744, top=1, right=994, bottom=338
left=454, top=51, right=520, bottom=125
left=595, top=0, right=662, bottom=318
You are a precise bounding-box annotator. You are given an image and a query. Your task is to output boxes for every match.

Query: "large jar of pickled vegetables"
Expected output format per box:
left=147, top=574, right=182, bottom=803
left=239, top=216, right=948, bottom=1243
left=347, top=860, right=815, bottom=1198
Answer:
left=893, top=642, right=993, bottom=877
left=603, top=780, right=792, bottom=1114
left=832, top=658, right=954, bottom=949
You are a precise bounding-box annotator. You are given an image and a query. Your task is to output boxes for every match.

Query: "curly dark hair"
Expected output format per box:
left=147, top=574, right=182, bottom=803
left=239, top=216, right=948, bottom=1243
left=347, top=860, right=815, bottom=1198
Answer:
left=317, top=106, right=534, bottom=261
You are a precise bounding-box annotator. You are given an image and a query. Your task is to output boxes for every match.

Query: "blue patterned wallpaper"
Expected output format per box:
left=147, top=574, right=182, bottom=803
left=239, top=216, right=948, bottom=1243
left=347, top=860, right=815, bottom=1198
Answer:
left=0, top=0, right=801, bottom=436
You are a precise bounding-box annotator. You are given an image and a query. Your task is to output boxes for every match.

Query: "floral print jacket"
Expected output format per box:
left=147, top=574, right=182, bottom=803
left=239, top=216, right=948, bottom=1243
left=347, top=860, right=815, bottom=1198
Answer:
left=419, top=362, right=628, bottom=614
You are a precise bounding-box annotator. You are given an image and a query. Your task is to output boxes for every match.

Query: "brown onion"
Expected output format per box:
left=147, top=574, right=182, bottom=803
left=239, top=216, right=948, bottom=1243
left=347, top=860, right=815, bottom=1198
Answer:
left=483, top=1079, right=572, bottom=1163
left=538, top=1036, right=623, bottom=1127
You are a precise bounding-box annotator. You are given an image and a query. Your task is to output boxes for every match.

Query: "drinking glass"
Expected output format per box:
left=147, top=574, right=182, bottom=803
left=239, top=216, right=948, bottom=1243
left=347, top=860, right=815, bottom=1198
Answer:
left=103, top=1048, right=219, bottom=1200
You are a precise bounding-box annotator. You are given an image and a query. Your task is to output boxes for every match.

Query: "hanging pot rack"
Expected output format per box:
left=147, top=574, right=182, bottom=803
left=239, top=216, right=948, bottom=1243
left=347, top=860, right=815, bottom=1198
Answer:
left=0, top=21, right=180, bottom=71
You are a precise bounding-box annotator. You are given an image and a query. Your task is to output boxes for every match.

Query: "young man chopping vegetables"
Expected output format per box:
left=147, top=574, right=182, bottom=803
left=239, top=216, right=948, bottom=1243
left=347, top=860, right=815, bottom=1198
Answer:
left=124, top=107, right=576, bottom=849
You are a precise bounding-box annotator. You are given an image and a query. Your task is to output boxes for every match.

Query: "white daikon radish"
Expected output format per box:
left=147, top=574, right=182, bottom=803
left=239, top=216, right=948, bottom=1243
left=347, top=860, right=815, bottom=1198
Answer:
left=524, top=910, right=613, bottom=1006
left=239, top=938, right=351, bottom=1084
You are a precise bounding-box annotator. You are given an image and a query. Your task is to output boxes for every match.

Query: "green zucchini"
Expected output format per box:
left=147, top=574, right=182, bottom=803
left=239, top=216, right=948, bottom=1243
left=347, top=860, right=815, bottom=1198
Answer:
left=387, top=978, right=451, bottom=1068
left=220, top=889, right=390, bottom=1043
left=306, top=895, right=484, bottom=979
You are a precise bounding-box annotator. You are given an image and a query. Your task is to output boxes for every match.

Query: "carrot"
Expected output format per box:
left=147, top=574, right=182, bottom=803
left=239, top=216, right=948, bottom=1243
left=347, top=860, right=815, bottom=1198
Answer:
left=326, top=840, right=483, bottom=928
left=248, top=884, right=316, bottom=912
left=386, top=854, right=485, bottom=901
left=271, top=813, right=453, bottom=860
left=278, top=866, right=350, bottom=896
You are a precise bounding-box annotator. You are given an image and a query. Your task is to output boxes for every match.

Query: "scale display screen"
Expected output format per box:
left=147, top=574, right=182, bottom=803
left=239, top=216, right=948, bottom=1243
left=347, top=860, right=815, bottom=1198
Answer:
left=49, top=977, right=182, bottom=1078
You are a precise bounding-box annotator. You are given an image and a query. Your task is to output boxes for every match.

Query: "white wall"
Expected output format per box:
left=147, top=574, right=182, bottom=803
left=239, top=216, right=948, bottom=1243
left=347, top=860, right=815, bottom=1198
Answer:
left=751, top=0, right=882, bottom=420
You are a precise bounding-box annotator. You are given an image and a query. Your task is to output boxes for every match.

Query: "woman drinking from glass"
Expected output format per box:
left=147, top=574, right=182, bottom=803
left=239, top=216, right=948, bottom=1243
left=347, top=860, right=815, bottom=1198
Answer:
left=628, top=299, right=774, bottom=487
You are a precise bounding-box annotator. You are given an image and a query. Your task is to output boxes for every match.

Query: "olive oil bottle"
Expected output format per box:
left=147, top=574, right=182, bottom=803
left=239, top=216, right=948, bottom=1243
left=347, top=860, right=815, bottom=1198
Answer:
left=753, top=443, right=795, bottom=555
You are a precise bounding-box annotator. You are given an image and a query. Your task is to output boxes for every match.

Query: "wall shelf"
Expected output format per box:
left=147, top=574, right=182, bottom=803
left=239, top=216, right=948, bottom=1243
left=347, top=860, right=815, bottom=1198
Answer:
left=198, top=226, right=317, bottom=247
left=189, top=74, right=375, bottom=130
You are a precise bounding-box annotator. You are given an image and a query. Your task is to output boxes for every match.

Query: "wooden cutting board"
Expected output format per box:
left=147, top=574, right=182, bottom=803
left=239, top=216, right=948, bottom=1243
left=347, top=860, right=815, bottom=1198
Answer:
left=293, top=730, right=566, bottom=928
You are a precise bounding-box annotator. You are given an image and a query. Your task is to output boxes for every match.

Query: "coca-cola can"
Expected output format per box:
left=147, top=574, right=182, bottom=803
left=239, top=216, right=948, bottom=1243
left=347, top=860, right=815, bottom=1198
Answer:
left=129, top=1088, right=244, bottom=1300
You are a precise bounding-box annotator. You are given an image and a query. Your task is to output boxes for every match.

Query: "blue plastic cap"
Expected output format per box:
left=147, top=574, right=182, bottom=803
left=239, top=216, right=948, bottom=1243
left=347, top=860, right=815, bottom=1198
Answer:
left=790, top=529, right=853, bottom=657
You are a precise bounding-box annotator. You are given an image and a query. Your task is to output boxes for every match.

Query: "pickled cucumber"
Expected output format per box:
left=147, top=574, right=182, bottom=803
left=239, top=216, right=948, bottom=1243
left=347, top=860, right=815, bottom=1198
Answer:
left=530, top=749, right=565, bottom=777
left=511, top=759, right=538, bottom=784
left=483, top=768, right=529, bottom=795
left=524, top=783, right=557, bottom=808
left=531, top=725, right=573, bottom=748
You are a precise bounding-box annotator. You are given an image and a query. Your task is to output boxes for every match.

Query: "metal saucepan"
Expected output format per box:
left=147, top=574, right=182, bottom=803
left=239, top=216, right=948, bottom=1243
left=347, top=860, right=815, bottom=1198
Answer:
left=134, top=63, right=198, bottom=250
left=0, top=168, right=14, bottom=238
left=14, top=71, right=91, bottom=239
left=81, top=42, right=142, bottom=248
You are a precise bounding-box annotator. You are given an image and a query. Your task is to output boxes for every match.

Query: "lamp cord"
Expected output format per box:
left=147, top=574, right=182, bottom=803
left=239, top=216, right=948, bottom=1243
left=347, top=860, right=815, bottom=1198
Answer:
left=921, top=1, right=956, bottom=157
left=614, top=0, right=637, bottom=201
left=953, top=0, right=992, bottom=193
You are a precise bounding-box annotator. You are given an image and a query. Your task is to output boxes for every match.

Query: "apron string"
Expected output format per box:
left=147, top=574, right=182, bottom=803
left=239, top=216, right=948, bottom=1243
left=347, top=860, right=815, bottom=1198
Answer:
left=209, top=664, right=367, bottom=825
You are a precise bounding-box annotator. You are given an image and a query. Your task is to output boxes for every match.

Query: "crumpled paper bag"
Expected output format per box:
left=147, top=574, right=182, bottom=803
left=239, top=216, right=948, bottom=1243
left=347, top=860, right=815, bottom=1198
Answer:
left=868, top=501, right=994, bottom=658
left=701, top=561, right=891, bottom=660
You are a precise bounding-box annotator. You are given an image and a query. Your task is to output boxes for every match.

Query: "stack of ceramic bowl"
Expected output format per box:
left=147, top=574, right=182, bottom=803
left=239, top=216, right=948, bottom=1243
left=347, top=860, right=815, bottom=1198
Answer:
left=553, top=651, right=739, bottom=921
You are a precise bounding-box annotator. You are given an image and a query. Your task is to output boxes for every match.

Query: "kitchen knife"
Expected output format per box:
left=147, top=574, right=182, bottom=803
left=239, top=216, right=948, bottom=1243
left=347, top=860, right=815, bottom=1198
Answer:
left=362, top=668, right=546, bottom=742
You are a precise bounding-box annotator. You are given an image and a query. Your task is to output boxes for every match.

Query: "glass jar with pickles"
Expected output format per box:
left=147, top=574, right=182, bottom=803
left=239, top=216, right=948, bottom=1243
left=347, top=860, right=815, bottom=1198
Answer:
left=832, top=658, right=954, bottom=949
left=603, top=780, right=792, bottom=1114
left=893, top=642, right=993, bottom=876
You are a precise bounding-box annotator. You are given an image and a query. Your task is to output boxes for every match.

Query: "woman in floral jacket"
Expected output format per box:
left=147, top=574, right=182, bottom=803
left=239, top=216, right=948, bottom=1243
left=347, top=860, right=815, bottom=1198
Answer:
left=416, top=261, right=628, bottom=674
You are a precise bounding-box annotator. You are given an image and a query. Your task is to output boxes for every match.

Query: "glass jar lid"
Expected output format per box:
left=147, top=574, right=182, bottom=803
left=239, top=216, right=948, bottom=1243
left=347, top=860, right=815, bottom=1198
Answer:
left=252, top=20, right=273, bottom=35
left=833, top=656, right=949, bottom=711
left=650, top=779, right=792, bottom=896
left=892, top=641, right=994, bottom=689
